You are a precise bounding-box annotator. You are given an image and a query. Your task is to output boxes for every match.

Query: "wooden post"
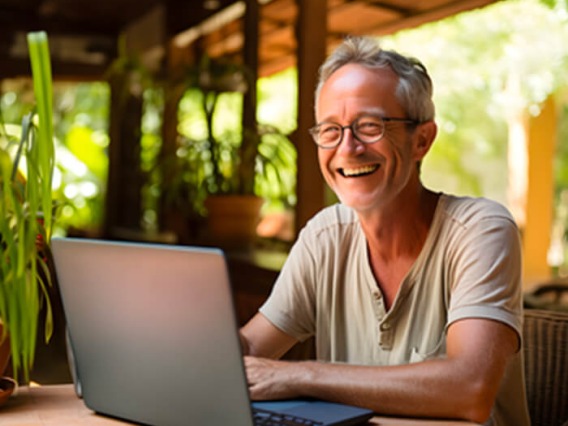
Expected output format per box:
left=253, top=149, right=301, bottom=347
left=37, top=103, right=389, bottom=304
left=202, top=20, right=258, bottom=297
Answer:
left=294, top=0, right=327, bottom=235
left=104, top=68, right=145, bottom=237
left=104, top=6, right=166, bottom=238
left=523, top=96, right=557, bottom=287
left=241, top=0, right=260, bottom=195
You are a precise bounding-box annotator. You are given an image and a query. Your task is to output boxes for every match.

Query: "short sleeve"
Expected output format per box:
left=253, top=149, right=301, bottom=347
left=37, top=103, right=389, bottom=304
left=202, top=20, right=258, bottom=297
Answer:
left=259, top=228, right=318, bottom=342
left=446, top=202, right=523, bottom=340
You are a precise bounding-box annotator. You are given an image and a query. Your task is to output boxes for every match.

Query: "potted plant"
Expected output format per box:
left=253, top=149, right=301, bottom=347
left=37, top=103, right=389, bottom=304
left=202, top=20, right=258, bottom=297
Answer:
left=0, top=31, right=55, bottom=390
left=163, top=55, right=296, bottom=248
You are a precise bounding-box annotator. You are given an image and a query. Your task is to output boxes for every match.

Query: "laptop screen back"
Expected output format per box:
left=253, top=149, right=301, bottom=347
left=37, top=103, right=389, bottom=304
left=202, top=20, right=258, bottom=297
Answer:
left=51, top=237, right=254, bottom=426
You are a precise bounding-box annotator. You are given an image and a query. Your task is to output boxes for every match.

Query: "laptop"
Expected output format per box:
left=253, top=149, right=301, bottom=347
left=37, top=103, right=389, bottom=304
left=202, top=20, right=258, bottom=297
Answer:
left=51, top=237, right=374, bottom=426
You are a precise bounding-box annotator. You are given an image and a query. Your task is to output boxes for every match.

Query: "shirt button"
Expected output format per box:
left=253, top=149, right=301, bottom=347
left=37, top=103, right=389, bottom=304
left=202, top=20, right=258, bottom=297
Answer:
left=380, top=322, right=391, bottom=331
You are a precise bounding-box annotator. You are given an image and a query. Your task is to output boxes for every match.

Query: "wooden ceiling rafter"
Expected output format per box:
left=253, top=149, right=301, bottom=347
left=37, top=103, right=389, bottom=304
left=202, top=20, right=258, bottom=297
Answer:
left=361, top=1, right=415, bottom=16
left=258, top=13, right=290, bottom=29
left=363, top=0, right=499, bottom=36
left=0, top=10, right=116, bottom=37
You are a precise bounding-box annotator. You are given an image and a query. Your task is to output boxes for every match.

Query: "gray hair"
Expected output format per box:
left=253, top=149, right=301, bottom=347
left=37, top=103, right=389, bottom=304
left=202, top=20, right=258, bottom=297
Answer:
left=315, top=36, right=435, bottom=122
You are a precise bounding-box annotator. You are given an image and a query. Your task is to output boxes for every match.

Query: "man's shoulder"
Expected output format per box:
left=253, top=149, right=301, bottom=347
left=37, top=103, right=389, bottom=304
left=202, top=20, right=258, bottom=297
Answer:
left=299, top=203, right=360, bottom=243
left=440, top=194, right=516, bottom=226
left=307, top=203, right=359, bottom=228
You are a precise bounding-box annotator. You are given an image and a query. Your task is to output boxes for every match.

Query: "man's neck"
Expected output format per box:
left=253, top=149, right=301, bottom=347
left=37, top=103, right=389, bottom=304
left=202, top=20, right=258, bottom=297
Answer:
left=358, top=185, right=440, bottom=310
left=359, top=186, right=440, bottom=262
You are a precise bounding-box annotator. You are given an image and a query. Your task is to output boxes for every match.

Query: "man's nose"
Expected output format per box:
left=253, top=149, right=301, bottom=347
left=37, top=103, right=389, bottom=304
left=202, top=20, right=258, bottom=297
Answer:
left=337, top=127, right=364, bottom=154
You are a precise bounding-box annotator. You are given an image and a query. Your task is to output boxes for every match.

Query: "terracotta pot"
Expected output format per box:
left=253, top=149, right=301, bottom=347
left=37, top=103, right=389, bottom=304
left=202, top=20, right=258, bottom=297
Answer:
left=0, top=377, right=16, bottom=406
left=0, top=323, right=16, bottom=407
left=204, top=195, right=264, bottom=250
left=0, top=324, right=9, bottom=377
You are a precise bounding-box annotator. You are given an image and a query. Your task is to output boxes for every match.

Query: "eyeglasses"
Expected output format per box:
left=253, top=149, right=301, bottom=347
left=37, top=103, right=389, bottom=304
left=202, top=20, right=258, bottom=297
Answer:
left=309, top=115, right=420, bottom=149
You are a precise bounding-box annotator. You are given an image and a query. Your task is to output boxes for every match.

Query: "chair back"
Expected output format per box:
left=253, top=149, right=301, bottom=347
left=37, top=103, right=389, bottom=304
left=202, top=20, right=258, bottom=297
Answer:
left=523, top=281, right=568, bottom=312
left=523, top=309, right=568, bottom=426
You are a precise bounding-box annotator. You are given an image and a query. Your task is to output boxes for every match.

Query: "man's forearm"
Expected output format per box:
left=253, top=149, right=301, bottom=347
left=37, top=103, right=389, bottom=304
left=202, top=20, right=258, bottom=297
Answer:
left=295, top=359, right=492, bottom=423
left=248, top=357, right=492, bottom=424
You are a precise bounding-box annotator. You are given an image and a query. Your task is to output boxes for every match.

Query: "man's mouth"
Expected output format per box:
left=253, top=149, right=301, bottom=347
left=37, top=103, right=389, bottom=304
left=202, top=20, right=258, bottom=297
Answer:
left=339, top=164, right=379, bottom=177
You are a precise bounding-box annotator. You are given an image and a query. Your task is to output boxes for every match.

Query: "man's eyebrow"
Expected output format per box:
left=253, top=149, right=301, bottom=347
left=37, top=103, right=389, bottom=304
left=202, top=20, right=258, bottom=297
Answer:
left=316, top=108, right=388, bottom=124
left=357, top=108, right=387, bottom=117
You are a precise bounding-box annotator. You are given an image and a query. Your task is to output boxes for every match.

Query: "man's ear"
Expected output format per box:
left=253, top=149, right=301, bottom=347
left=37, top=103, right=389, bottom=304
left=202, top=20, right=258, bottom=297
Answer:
left=413, top=121, right=437, bottom=161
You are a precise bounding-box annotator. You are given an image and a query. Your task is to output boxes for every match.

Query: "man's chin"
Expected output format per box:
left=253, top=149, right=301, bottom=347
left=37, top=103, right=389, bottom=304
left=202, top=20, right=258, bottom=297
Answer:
left=336, top=194, right=380, bottom=212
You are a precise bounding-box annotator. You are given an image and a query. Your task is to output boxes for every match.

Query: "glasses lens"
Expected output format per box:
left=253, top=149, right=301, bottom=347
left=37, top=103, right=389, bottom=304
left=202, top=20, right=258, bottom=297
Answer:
left=314, top=123, right=341, bottom=147
left=353, top=116, right=384, bottom=143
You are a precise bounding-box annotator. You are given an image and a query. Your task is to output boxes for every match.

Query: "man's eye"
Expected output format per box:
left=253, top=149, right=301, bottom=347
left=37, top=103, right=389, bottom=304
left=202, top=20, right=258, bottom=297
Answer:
left=357, top=120, right=382, bottom=134
left=320, top=125, right=340, bottom=135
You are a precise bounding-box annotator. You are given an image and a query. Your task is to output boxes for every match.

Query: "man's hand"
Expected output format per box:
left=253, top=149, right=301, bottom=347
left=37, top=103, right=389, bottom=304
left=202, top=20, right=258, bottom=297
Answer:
left=244, top=356, right=306, bottom=400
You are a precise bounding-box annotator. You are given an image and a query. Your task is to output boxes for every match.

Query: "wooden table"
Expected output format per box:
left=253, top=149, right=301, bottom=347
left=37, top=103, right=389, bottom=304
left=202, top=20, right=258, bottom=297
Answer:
left=0, top=384, right=479, bottom=426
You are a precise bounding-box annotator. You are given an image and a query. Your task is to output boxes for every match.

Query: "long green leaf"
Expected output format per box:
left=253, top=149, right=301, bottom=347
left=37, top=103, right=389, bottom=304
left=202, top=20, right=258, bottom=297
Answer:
left=27, top=31, right=54, bottom=240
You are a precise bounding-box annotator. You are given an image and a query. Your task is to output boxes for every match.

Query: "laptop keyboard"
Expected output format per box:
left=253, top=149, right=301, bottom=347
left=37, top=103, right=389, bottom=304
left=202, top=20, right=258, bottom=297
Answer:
left=253, top=408, right=324, bottom=425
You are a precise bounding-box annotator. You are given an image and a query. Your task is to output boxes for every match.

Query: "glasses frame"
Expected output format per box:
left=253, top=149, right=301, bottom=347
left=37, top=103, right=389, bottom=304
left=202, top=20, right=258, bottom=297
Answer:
left=309, top=115, right=420, bottom=149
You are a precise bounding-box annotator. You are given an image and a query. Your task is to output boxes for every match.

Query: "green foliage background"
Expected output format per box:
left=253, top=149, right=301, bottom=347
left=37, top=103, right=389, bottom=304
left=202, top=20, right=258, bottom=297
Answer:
left=382, top=0, right=568, bottom=205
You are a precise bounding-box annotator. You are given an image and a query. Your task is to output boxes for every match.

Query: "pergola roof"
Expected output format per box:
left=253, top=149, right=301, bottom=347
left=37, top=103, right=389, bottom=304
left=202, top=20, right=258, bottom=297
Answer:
left=0, top=0, right=501, bottom=79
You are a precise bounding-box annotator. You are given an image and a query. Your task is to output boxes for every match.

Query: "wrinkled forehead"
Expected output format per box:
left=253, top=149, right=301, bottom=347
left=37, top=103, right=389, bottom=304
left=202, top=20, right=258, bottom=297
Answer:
left=316, top=63, right=403, bottom=122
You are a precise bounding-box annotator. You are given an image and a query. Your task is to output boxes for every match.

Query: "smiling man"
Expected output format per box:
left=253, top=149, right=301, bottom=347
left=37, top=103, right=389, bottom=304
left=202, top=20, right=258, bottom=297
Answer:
left=240, top=36, right=530, bottom=426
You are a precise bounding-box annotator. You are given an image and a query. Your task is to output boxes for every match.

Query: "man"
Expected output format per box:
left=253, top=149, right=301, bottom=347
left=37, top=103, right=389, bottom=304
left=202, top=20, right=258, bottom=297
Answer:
left=240, top=36, right=530, bottom=426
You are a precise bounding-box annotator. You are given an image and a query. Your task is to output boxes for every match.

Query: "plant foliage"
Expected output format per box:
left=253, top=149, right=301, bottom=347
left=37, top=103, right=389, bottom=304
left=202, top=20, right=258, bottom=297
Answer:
left=0, top=31, right=55, bottom=381
left=170, top=56, right=296, bottom=215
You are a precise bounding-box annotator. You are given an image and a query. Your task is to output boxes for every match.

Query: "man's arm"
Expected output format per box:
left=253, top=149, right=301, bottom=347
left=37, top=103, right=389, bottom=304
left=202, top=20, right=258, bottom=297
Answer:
left=243, top=317, right=518, bottom=425
left=240, top=312, right=299, bottom=358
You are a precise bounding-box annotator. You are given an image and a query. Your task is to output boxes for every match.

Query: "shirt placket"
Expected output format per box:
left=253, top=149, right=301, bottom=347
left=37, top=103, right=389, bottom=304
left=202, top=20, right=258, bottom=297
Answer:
left=370, top=289, right=394, bottom=350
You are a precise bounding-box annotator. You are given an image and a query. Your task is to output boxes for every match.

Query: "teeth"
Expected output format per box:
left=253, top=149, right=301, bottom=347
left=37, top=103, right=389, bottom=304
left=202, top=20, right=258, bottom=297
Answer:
left=342, top=165, right=378, bottom=177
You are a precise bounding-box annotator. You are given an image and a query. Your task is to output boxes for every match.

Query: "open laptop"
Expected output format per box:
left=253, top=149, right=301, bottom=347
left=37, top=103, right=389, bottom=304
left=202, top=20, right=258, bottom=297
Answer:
left=51, top=237, right=374, bottom=426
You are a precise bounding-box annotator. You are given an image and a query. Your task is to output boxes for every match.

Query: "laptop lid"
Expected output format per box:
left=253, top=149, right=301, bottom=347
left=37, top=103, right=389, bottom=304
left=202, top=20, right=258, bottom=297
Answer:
left=51, top=237, right=374, bottom=426
left=52, top=237, right=253, bottom=426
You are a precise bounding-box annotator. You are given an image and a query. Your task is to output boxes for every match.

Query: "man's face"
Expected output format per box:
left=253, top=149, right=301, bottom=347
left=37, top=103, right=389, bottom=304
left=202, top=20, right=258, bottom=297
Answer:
left=316, top=63, right=424, bottom=213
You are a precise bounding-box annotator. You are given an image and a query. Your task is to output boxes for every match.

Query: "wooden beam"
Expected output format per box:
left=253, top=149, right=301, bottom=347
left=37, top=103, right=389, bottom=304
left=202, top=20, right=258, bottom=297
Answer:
left=294, top=0, right=327, bottom=234
left=343, top=1, right=414, bottom=17
left=0, top=9, right=120, bottom=36
left=241, top=0, right=260, bottom=194
left=364, top=0, right=498, bottom=36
